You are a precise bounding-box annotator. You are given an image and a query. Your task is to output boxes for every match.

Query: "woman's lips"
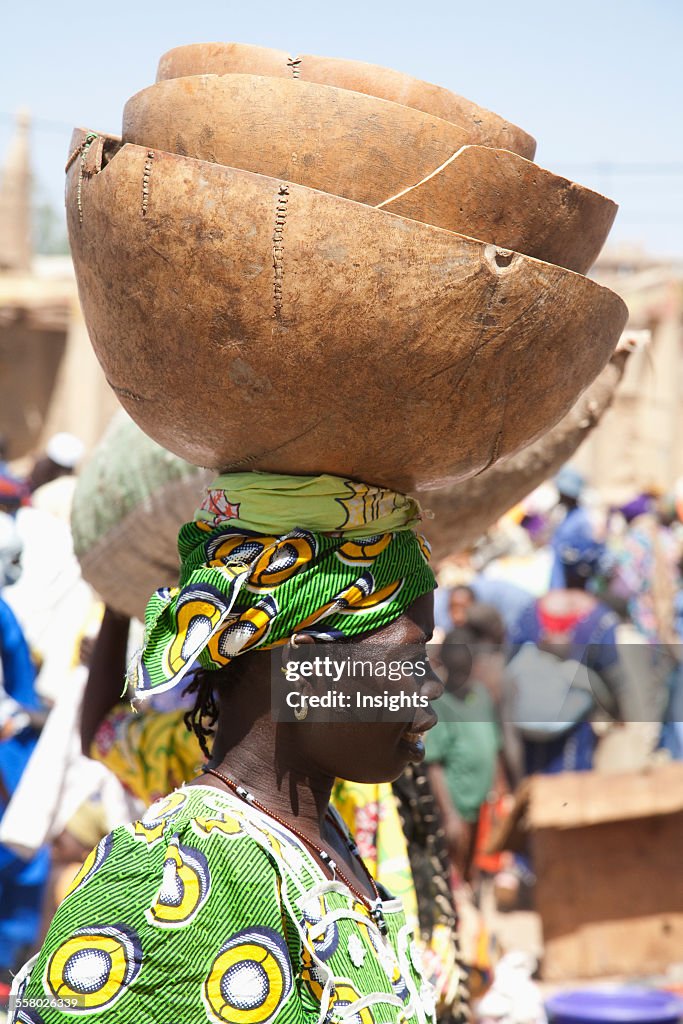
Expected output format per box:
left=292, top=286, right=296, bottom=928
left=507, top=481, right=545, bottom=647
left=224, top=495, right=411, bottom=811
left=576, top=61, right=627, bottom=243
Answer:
left=399, top=713, right=436, bottom=763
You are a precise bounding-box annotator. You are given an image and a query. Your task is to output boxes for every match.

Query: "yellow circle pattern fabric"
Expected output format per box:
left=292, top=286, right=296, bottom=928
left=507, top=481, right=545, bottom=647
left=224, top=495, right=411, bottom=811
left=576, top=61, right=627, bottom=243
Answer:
left=203, top=927, right=293, bottom=1024
left=146, top=837, right=211, bottom=927
left=17, top=785, right=436, bottom=1023
left=44, top=924, right=142, bottom=1013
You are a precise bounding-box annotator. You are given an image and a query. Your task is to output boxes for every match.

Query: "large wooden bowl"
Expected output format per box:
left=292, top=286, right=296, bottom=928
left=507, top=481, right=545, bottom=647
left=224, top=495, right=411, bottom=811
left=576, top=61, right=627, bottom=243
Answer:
left=74, top=346, right=631, bottom=616
left=123, top=75, right=615, bottom=274
left=66, top=128, right=627, bottom=491
left=156, top=42, right=536, bottom=159
left=421, top=347, right=633, bottom=560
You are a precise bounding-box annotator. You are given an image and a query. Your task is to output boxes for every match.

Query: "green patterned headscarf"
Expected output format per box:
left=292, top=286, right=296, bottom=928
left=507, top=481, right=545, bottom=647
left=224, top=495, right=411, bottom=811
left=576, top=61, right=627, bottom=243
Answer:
left=132, top=472, right=435, bottom=699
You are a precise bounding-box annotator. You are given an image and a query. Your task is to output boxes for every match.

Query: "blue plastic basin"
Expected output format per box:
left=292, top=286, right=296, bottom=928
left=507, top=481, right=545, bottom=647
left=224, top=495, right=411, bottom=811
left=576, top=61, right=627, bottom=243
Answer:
left=546, top=988, right=683, bottom=1024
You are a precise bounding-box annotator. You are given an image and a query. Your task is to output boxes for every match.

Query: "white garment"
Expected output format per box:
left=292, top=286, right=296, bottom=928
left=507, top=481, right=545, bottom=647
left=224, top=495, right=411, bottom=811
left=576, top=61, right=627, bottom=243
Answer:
left=0, top=664, right=141, bottom=859
left=4, top=483, right=96, bottom=702
left=476, top=952, right=546, bottom=1024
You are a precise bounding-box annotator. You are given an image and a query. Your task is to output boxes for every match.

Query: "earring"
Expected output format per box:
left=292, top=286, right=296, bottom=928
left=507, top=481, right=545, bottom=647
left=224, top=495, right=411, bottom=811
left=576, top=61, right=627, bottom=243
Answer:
left=294, top=704, right=308, bottom=722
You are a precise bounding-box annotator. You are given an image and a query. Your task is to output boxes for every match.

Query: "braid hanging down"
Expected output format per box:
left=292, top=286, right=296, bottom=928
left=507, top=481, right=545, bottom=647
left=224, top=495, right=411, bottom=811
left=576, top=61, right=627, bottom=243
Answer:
left=393, top=764, right=471, bottom=1024
left=183, top=670, right=219, bottom=759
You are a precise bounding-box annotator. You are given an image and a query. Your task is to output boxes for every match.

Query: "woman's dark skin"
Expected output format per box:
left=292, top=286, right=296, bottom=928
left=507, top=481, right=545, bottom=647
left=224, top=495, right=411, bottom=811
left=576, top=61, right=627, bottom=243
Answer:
left=80, top=607, right=131, bottom=755
left=81, top=594, right=441, bottom=903
left=193, top=591, right=441, bottom=902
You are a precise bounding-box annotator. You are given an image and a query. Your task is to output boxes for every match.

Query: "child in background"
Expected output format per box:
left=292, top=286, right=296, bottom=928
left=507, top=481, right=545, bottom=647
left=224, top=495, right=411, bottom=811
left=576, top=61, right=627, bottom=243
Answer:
left=425, top=605, right=506, bottom=883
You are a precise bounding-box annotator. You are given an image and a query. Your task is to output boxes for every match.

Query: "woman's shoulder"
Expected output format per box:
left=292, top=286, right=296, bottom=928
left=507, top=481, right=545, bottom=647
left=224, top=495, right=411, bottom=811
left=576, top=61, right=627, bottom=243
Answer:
left=31, top=786, right=316, bottom=969
left=19, top=787, right=323, bottom=1023
left=57, top=785, right=284, bottom=914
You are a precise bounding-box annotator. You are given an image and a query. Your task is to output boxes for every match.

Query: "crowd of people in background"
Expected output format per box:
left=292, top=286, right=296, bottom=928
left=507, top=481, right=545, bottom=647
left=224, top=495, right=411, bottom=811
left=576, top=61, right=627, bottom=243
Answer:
left=427, top=465, right=683, bottom=918
left=1, top=440, right=683, bottom=1011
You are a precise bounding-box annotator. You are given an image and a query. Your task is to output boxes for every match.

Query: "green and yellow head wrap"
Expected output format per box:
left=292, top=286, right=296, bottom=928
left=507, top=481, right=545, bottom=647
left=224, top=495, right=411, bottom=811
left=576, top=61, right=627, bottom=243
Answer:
left=132, top=472, right=435, bottom=699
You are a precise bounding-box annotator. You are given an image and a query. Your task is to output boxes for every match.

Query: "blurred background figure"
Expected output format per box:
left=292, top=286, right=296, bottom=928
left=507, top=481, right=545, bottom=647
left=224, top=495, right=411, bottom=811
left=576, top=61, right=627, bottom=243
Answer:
left=0, top=513, right=49, bottom=998
left=469, top=580, right=535, bottom=645
left=27, top=431, right=84, bottom=494
left=426, top=605, right=507, bottom=884
left=27, top=432, right=85, bottom=522
left=449, top=585, right=476, bottom=628
left=509, top=520, right=625, bottom=776
left=4, top=431, right=94, bottom=708
left=609, top=492, right=679, bottom=647
left=0, top=436, right=29, bottom=517
left=550, top=466, right=604, bottom=590
left=597, top=492, right=682, bottom=769
left=0, top=514, right=22, bottom=592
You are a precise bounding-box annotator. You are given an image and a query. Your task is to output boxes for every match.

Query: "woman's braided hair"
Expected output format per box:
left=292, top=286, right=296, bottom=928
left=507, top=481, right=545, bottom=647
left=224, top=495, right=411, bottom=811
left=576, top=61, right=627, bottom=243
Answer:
left=182, top=669, right=219, bottom=759
left=393, top=764, right=471, bottom=1024
left=181, top=654, right=257, bottom=759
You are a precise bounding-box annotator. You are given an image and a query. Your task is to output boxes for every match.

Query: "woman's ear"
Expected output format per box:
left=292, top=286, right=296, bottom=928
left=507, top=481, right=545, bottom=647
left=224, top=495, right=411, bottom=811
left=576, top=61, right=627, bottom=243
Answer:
left=289, top=635, right=318, bottom=699
left=278, top=638, right=315, bottom=722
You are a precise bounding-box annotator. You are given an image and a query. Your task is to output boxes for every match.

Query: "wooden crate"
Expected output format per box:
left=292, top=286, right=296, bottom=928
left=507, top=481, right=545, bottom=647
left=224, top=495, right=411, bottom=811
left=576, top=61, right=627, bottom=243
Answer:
left=494, top=765, right=683, bottom=980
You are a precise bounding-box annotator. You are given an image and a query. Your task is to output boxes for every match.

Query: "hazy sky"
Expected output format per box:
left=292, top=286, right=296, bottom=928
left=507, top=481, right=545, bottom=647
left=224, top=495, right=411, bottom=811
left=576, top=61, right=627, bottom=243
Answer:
left=2, top=0, right=682, bottom=257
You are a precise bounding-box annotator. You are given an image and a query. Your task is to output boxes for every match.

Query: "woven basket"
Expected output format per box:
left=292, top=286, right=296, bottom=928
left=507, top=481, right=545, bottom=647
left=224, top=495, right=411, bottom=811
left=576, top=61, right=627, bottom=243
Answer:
left=71, top=413, right=212, bottom=619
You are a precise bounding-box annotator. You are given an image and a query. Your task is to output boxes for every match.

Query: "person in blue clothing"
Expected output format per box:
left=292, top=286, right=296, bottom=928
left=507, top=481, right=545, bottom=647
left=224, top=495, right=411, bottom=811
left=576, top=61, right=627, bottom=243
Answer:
left=550, top=466, right=604, bottom=590
left=0, top=514, right=49, bottom=993
left=510, top=523, right=627, bottom=776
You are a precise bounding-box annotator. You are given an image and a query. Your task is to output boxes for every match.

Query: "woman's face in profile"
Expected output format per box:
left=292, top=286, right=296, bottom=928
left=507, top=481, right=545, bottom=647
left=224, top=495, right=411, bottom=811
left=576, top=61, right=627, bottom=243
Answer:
left=285, top=592, right=443, bottom=784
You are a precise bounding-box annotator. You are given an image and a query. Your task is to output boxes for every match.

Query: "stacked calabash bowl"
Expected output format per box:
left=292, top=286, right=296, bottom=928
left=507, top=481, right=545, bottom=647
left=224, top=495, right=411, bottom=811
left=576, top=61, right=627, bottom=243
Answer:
left=66, top=42, right=627, bottom=491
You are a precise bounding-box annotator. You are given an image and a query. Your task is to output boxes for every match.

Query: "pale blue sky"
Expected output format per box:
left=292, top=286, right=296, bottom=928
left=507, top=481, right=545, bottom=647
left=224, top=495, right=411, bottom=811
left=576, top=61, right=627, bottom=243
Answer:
left=2, top=0, right=682, bottom=256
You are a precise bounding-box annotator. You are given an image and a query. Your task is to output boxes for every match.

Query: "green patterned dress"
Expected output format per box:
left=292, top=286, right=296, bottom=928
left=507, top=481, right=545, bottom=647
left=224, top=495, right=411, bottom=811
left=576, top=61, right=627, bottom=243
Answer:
left=13, top=785, right=436, bottom=1024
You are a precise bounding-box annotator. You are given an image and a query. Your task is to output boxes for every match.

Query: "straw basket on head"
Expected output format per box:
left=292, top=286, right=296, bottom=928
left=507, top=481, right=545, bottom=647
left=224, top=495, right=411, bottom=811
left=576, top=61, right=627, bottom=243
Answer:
left=71, top=413, right=212, bottom=619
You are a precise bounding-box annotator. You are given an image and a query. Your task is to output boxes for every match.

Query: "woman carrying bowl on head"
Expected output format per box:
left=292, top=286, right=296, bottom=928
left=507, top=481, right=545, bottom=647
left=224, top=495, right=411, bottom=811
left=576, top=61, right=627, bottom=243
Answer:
left=13, top=472, right=443, bottom=1024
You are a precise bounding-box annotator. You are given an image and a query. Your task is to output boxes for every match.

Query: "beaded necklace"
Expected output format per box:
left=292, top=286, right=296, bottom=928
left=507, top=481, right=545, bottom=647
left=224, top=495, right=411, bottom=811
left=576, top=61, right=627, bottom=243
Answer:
left=203, top=766, right=388, bottom=935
